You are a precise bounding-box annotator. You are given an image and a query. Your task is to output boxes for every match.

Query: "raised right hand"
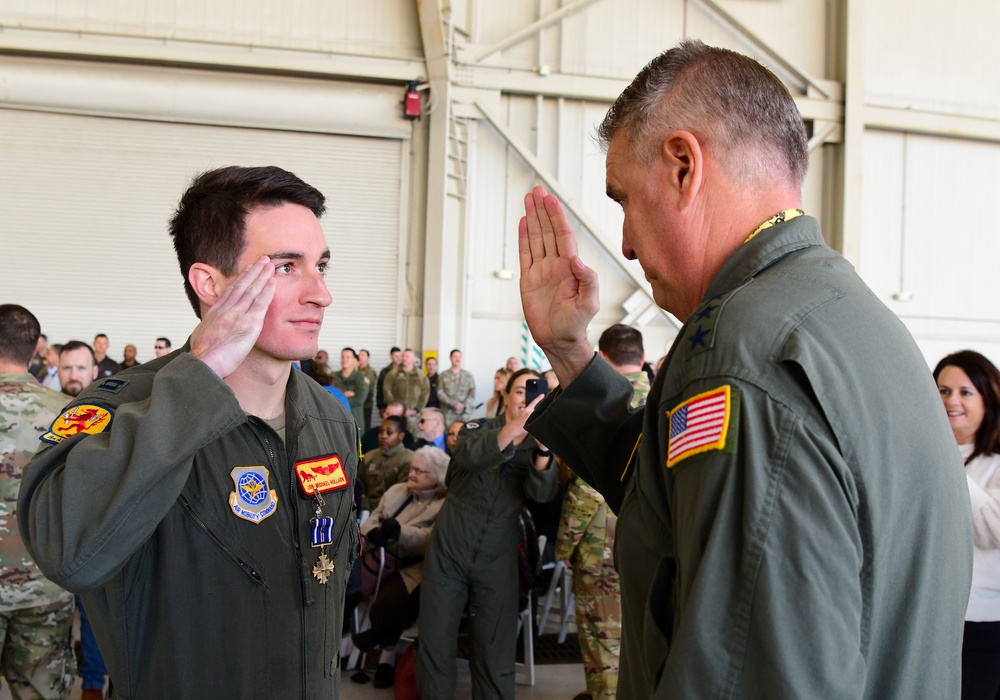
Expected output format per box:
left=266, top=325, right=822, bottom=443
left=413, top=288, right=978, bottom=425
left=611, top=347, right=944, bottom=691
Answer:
left=190, top=256, right=276, bottom=378
left=519, top=186, right=600, bottom=386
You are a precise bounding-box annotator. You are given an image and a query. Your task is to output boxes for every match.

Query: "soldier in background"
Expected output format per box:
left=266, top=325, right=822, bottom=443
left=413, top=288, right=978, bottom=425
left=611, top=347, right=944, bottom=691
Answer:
left=376, top=346, right=402, bottom=414
left=358, top=349, right=378, bottom=433
left=0, top=304, right=76, bottom=699
left=437, top=349, right=476, bottom=426
left=383, top=349, right=430, bottom=433
left=555, top=324, right=649, bottom=700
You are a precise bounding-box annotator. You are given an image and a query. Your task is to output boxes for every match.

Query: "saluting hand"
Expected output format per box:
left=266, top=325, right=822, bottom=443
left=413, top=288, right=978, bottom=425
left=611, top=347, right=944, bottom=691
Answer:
left=191, top=256, right=276, bottom=378
left=519, top=186, right=600, bottom=387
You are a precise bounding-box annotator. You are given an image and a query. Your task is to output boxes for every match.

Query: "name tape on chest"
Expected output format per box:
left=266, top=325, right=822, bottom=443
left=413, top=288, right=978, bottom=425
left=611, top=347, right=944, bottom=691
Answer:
left=666, top=385, right=736, bottom=468
left=295, top=454, right=349, bottom=496
left=229, top=466, right=279, bottom=524
left=40, top=404, right=114, bottom=445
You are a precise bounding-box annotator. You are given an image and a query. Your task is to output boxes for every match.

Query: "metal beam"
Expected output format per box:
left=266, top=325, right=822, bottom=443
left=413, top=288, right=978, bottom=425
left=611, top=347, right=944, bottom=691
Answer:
left=864, top=104, right=1000, bottom=144
left=470, top=0, right=605, bottom=64
left=0, top=27, right=424, bottom=84
left=691, top=0, right=830, bottom=99
left=474, top=99, right=677, bottom=327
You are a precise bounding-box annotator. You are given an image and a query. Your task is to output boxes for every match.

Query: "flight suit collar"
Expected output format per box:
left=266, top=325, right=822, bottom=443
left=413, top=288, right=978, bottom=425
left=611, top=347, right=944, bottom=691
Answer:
left=703, top=214, right=825, bottom=303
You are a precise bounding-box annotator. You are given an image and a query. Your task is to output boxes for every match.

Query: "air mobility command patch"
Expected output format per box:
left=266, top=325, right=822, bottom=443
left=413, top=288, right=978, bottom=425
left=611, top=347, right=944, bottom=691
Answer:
left=40, top=404, right=114, bottom=444
left=295, top=454, right=349, bottom=496
left=666, top=385, right=739, bottom=468
left=229, top=466, right=279, bottom=523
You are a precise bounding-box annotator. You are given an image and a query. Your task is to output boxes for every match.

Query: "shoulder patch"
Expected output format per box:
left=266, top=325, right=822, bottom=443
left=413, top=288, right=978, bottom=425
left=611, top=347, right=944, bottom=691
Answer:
left=40, top=404, right=114, bottom=445
left=229, top=466, right=279, bottom=523
left=666, top=385, right=739, bottom=468
left=95, top=378, right=129, bottom=394
left=295, top=454, right=349, bottom=496
left=464, top=421, right=481, bottom=430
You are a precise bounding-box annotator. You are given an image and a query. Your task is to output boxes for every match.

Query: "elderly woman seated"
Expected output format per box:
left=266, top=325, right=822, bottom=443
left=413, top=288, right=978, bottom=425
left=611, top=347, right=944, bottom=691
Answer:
left=343, top=446, right=450, bottom=688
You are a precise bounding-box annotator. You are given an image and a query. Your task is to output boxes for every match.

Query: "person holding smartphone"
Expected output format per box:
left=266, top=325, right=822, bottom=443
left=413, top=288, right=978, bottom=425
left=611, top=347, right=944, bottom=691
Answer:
left=417, top=368, right=558, bottom=699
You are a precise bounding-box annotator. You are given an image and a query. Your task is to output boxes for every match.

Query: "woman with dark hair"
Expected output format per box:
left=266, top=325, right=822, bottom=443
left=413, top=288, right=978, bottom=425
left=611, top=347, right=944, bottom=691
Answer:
left=934, top=350, right=1000, bottom=700
left=417, top=368, right=559, bottom=699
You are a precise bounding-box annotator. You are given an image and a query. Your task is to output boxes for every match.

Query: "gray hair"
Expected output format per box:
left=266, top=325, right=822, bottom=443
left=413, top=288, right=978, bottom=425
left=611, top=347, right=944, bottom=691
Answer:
left=597, top=39, right=808, bottom=190
left=412, top=446, right=450, bottom=487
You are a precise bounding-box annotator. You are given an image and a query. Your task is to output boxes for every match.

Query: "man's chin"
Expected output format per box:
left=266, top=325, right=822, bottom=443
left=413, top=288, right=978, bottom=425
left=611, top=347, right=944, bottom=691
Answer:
left=63, top=383, right=83, bottom=397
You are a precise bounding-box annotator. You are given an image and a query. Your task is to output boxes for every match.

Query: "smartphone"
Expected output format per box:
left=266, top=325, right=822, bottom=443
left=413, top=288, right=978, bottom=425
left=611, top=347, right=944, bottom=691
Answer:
left=524, top=378, right=549, bottom=406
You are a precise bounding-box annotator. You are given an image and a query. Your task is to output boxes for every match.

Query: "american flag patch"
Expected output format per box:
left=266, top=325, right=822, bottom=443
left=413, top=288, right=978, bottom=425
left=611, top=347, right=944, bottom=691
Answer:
left=666, top=386, right=732, bottom=468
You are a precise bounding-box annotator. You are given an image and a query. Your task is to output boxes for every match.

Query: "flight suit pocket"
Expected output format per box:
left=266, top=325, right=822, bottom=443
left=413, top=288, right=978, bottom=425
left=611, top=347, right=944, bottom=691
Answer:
left=646, top=554, right=676, bottom=644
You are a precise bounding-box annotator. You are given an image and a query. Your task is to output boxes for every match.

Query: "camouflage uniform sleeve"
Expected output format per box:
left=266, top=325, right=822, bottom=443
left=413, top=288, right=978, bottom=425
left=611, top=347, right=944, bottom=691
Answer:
left=555, top=477, right=602, bottom=561
left=17, top=354, right=246, bottom=592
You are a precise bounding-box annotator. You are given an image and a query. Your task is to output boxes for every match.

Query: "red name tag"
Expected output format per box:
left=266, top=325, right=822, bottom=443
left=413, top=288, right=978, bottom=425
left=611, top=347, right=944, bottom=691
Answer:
left=295, top=454, right=349, bottom=496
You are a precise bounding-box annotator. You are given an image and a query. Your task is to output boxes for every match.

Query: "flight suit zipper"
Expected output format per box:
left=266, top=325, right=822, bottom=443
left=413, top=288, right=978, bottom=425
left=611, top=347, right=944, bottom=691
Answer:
left=178, top=495, right=266, bottom=585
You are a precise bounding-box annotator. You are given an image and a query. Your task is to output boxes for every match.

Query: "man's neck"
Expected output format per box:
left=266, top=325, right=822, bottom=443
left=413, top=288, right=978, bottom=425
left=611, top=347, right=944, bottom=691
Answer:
left=0, top=360, right=28, bottom=374
left=449, top=365, right=461, bottom=373
left=224, top=354, right=291, bottom=420
left=95, top=352, right=106, bottom=362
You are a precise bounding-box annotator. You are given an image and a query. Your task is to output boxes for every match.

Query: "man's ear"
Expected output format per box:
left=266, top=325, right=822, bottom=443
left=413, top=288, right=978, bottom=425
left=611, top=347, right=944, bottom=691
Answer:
left=660, top=130, right=703, bottom=208
left=90, top=365, right=99, bottom=381
left=188, top=263, right=226, bottom=309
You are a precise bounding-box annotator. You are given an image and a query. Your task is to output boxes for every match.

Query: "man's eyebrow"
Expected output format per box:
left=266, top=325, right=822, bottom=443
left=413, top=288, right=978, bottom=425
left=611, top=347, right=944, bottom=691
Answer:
left=265, top=249, right=331, bottom=261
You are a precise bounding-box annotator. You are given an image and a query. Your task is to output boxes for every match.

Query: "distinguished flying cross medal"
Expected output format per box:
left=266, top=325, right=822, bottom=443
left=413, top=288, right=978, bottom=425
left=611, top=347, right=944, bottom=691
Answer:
left=311, top=516, right=336, bottom=584
left=295, top=453, right=349, bottom=585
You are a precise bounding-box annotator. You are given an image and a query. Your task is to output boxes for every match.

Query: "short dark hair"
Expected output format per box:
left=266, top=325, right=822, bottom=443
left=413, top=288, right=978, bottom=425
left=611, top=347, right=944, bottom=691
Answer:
left=390, top=347, right=401, bottom=354
left=597, top=39, right=808, bottom=190
left=933, top=350, right=1000, bottom=462
left=450, top=349, right=461, bottom=358
left=156, top=337, right=172, bottom=348
left=61, top=340, right=97, bottom=364
left=599, top=324, right=645, bottom=367
left=0, top=304, right=41, bottom=365
left=342, top=347, right=359, bottom=360
left=382, top=415, right=408, bottom=434
left=169, top=166, right=326, bottom=317
left=94, top=334, right=108, bottom=341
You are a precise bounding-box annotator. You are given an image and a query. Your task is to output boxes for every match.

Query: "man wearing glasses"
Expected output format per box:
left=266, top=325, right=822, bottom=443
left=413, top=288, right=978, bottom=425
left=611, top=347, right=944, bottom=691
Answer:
left=153, top=338, right=171, bottom=357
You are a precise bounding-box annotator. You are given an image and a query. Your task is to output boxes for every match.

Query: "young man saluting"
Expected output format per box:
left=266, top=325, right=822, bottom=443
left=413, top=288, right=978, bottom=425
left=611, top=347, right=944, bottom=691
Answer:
left=19, top=166, right=360, bottom=699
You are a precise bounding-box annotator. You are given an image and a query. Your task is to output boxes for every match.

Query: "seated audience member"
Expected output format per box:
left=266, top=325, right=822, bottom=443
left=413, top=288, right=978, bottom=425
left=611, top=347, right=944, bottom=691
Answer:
left=344, top=447, right=449, bottom=688
left=485, top=367, right=512, bottom=418
left=445, top=420, right=463, bottom=455
left=417, top=369, right=559, bottom=699
left=413, top=408, right=447, bottom=451
left=361, top=401, right=416, bottom=454
left=359, top=416, right=416, bottom=512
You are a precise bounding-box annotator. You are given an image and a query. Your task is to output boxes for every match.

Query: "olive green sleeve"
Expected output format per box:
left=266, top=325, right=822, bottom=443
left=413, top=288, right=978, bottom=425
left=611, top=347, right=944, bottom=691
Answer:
left=17, top=354, right=246, bottom=592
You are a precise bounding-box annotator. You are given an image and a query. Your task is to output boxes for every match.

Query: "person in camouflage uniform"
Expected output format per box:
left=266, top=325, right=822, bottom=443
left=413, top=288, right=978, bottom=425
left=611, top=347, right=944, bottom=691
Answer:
left=437, top=349, right=477, bottom=426
left=556, top=324, right=649, bottom=700
left=0, top=305, right=76, bottom=699
left=331, top=347, right=371, bottom=427
left=360, top=415, right=416, bottom=511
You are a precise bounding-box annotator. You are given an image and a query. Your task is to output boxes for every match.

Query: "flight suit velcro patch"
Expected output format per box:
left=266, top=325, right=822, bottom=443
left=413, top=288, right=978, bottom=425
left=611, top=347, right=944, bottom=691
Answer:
left=683, top=289, right=738, bottom=360
left=666, top=385, right=740, bottom=468
left=40, top=404, right=114, bottom=445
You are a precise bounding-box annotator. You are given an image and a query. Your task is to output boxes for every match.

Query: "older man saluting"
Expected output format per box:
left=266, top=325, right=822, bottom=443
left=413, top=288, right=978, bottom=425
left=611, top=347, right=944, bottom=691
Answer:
left=521, top=40, right=972, bottom=699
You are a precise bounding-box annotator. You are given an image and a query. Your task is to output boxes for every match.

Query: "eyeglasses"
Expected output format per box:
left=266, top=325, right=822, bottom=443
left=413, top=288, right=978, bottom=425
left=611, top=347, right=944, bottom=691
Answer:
left=154, top=345, right=167, bottom=350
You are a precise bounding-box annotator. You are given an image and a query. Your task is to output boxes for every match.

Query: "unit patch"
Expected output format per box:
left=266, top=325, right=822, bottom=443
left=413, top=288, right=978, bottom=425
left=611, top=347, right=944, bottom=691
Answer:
left=40, top=404, right=114, bottom=445
left=666, top=385, right=737, bottom=468
left=464, top=421, right=481, bottom=430
left=295, top=454, right=349, bottom=496
left=229, top=466, right=279, bottom=523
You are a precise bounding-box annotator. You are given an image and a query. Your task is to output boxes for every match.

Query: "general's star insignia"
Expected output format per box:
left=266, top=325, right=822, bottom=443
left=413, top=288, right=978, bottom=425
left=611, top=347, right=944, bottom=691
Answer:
left=313, top=553, right=335, bottom=584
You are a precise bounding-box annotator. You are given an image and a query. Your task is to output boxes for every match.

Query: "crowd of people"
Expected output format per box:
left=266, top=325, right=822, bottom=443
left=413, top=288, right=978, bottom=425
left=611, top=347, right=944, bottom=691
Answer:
left=1, top=38, right=997, bottom=700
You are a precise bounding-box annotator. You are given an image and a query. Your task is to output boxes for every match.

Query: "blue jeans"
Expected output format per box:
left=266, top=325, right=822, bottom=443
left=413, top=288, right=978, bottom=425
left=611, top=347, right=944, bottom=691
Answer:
left=75, top=595, right=107, bottom=690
